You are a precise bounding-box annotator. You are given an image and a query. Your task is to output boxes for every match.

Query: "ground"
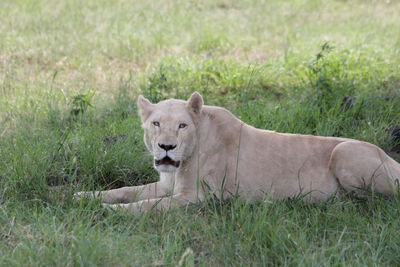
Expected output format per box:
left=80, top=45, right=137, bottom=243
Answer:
left=0, top=0, right=400, bottom=265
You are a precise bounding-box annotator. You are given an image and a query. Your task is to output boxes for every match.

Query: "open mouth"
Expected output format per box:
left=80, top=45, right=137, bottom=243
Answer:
left=155, top=156, right=180, bottom=168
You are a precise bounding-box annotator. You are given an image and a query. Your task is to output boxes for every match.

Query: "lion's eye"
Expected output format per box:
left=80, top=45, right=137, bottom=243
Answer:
left=178, top=123, right=187, bottom=129
left=152, top=121, right=160, bottom=127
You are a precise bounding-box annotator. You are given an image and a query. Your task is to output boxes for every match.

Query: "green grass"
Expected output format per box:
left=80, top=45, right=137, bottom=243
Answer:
left=1, top=0, right=400, bottom=265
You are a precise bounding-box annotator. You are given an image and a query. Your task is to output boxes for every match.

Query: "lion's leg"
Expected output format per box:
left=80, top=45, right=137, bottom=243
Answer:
left=102, top=193, right=195, bottom=213
left=330, top=141, right=400, bottom=195
left=74, top=182, right=172, bottom=204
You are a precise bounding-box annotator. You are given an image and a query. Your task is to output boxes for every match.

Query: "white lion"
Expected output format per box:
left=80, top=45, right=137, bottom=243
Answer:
left=75, top=92, right=400, bottom=212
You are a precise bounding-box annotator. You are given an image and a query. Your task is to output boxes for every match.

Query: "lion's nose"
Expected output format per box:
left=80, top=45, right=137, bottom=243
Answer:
left=158, top=143, right=177, bottom=151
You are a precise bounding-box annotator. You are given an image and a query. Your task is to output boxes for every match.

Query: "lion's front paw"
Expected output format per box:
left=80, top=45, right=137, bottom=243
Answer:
left=102, top=203, right=140, bottom=213
left=73, top=191, right=99, bottom=201
left=102, top=203, right=122, bottom=210
left=73, top=191, right=85, bottom=201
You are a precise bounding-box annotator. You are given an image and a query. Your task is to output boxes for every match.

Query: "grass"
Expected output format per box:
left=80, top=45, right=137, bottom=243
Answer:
left=1, top=0, right=400, bottom=265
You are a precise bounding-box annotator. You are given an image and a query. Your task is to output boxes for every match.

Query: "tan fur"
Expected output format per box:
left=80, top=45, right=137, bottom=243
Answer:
left=75, top=92, right=400, bottom=212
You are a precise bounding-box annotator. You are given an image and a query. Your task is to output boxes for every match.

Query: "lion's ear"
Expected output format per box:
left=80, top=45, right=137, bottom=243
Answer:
left=137, top=95, right=154, bottom=122
left=187, top=92, right=203, bottom=114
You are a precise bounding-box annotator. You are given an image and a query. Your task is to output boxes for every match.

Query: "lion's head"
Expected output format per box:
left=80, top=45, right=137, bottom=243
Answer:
left=137, top=92, right=203, bottom=173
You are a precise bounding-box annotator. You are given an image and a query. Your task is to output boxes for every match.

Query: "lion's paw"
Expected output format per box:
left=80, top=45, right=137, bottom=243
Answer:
left=102, top=203, right=120, bottom=210
left=73, top=191, right=99, bottom=201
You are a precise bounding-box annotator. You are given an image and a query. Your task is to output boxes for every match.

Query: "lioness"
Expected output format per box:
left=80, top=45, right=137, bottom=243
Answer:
left=75, top=92, right=400, bottom=212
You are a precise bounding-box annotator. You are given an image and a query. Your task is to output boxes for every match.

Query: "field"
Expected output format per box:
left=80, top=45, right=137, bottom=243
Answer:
left=1, top=0, right=400, bottom=265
